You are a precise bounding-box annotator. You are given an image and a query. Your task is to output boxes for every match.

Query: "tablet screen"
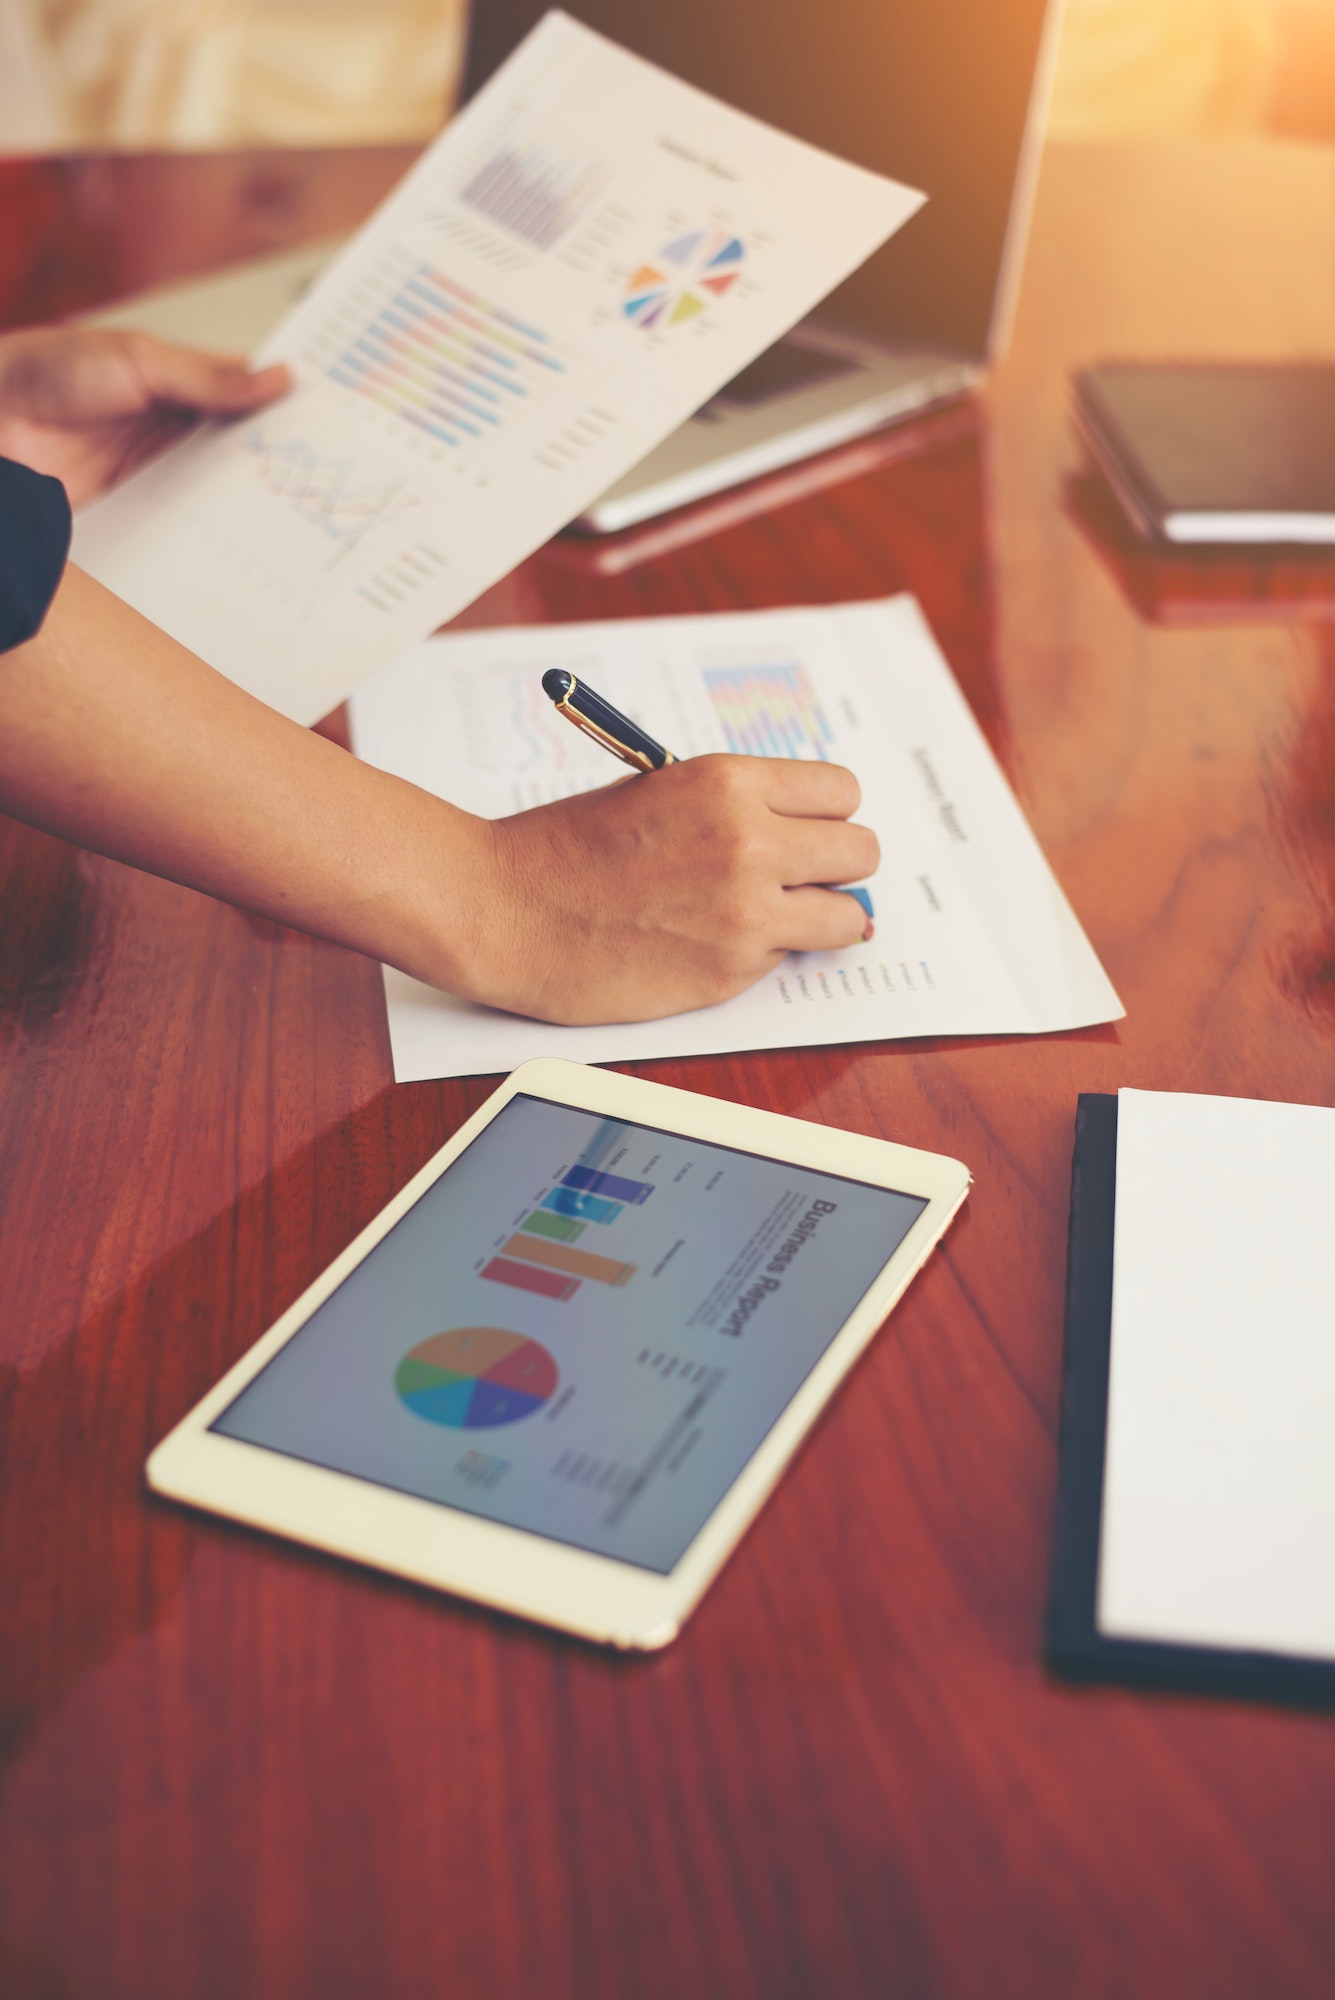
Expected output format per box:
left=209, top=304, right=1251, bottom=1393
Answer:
left=212, top=1094, right=926, bottom=1572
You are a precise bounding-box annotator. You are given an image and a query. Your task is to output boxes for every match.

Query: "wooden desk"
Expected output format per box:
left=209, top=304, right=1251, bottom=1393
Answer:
left=3, top=140, right=1335, bottom=2000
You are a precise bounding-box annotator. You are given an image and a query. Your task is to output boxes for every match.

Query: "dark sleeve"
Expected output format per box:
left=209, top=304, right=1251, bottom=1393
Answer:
left=0, top=456, right=73, bottom=654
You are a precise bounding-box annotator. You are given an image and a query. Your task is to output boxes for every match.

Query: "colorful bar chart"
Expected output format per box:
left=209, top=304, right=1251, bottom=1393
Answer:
left=501, top=1234, right=635, bottom=1288
left=325, top=259, right=566, bottom=449
left=540, top=1187, right=624, bottom=1225
left=477, top=1133, right=655, bottom=1306
left=561, top=1164, right=654, bottom=1205
left=702, top=662, right=835, bottom=760
left=461, top=143, right=602, bottom=251
left=481, top=1255, right=578, bottom=1302
left=520, top=1209, right=586, bottom=1244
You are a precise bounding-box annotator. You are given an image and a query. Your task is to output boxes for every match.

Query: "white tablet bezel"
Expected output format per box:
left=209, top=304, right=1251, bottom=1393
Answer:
left=147, top=1057, right=969, bottom=1648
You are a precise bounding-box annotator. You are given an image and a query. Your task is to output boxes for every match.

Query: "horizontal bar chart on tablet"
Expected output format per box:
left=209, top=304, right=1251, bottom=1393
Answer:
left=540, top=1187, right=624, bottom=1224
left=481, top=1255, right=579, bottom=1302
left=501, top=1234, right=635, bottom=1288
left=561, top=1164, right=654, bottom=1204
left=520, top=1209, right=586, bottom=1244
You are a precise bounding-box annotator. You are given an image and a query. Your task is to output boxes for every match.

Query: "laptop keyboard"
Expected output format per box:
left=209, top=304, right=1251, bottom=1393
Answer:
left=695, top=339, right=863, bottom=420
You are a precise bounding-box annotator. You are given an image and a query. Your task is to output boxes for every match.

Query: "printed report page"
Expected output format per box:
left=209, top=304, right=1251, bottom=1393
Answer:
left=72, top=11, right=922, bottom=725
left=349, top=594, right=1124, bottom=1077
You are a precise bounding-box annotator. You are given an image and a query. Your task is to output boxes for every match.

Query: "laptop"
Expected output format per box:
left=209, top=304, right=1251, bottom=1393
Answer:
left=91, top=1, right=1059, bottom=536
left=462, top=0, right=1062, bottom=531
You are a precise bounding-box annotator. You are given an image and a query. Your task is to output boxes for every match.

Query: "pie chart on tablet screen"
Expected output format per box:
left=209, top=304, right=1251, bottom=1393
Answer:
left=623, top=229, right=746, bottom=329
left=395, top=1327, right=558, bottom=1428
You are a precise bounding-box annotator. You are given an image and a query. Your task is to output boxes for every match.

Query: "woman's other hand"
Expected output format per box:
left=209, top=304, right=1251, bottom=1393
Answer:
left=0, top=327, right=290, bottom=506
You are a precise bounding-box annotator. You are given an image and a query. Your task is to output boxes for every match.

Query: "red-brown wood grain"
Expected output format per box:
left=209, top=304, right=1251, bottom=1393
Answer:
left=0, top=149, right=416, bottom=326
left=2, top=140, right=1335, bottom=2000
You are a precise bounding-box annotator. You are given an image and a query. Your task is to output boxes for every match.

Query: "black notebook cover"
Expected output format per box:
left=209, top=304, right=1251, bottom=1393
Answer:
left=1072, top=363, right=1335, bottom=543
left=1045, top=1092, right=1335, bottom=1710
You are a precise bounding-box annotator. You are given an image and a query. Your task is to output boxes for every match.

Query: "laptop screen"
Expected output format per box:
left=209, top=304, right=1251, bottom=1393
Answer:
left=461, top=0, right=1055, bottom=362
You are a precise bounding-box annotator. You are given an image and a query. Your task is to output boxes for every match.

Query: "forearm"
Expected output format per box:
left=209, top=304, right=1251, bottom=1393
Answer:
left=0, top=567, right=877, bottom=1029
left=0, top=564, right=494, bottom=990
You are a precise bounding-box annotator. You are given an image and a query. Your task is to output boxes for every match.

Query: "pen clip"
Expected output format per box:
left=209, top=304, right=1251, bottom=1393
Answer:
left=553, top=699, right=662, bottom=774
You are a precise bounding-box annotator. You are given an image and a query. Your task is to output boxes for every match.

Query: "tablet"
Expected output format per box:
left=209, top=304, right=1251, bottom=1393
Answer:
left=148, top=1059, right=970, bottom=1647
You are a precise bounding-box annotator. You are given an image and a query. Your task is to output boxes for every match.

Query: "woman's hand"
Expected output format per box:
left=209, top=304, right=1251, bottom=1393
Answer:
left=2, top=570, right=876, bottom=1030
left=0, top=327, right=289, bottom=506
left=452, top=756, right=879, bottom=1024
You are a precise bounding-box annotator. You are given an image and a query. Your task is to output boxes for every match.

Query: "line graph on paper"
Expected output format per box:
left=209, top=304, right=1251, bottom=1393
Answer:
left=249, top=432, right=419, bottom=566
left=441, top=660, right=615, bottom=811
left=180, top=421, right=451, bottom=625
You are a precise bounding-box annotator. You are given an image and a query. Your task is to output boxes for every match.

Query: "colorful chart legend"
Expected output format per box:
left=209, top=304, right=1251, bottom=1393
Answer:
left=703, top=661, right=835, bottom=760
left=325, top=259, right=566, bottom=448
left=395, top=1326, right=557, bottom=1428
left=623, top=230, right=746, bottom=330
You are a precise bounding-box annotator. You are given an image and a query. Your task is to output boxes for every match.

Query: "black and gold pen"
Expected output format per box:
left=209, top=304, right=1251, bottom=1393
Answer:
left=541, top=668, right=677, bottom=774
left=540, top=666, right=874, bottom=929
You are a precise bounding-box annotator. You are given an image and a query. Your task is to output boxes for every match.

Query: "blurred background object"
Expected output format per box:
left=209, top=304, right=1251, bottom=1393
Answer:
left=1049, top=0, right=1280, bottom=139
left=2, top=0, right=1335, bottom=154
left=1048, top=0, right=1335, bottom=142
left=0, top=0, right=466, bottom=151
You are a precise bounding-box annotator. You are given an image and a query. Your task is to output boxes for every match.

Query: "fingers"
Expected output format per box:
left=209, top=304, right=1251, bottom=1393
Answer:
left=776, top=886, right=875, bottom=954
left=127, top=333, right=292, bottom=416
left=483, top=751, right=882, bottom=1021
left=634, top=754, right=878, bottom=938
left=773, top=812, right=879, bottom=889
left=741, top=755, right=862, bottom=821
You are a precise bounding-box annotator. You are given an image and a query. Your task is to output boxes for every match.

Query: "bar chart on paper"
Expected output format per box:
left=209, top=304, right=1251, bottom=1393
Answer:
left=313, top=252, right=568, bottom=450
left=461, top=142, right=604, bottom=251
left=208, top=246, right=576, bottom=621
left=702, top=662, right=835, bottom=759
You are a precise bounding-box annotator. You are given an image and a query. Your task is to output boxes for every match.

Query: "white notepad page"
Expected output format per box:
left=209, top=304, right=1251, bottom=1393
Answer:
left=1099, top=1088, right=1335, bottom=1661
left=349, top=594, right=1123, bottom=1079
left=72, top=11, right=921, bottom=726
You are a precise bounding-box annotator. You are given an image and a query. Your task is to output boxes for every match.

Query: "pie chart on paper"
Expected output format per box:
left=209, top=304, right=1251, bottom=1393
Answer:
left=395, top=1326, right=558, bottom=1428
left=623, top=229, right=746, bottom=329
